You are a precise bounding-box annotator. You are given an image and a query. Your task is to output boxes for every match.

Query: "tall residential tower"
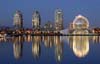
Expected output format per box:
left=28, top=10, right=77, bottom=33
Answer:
left=55, top=9, right=63, bottom=31
left=13, top=10, right=23, bottom=29
left=32, top=10, right=41, bottom=30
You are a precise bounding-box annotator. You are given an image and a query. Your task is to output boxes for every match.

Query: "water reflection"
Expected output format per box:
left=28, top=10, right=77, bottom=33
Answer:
left=73, top=36, right=89, bottom=58
left=0, top=35, right=100, bottom=63
left=43, top=36, right=54, bottom=48
left=54, top=36, right=63, bottom=62
left=93, top=36, right=100, bottom=43
left=68, top=35, right=89, bottom=58
left=0, top=38, right=6, bottom=42
left=25, top=35, right=32, bottom=42
left=12, top=36, right=24, bottom=59
left=32, top=36, right=41, bottom=59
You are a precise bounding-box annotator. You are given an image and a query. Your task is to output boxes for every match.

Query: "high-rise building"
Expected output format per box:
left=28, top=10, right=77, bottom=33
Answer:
left=13, top=10, right=23, bottom=29
left=44, top=21, right=53, bottom=31
left=32, top=10, right=41, bottom=30
left=55, top=9, right=63, bottom=31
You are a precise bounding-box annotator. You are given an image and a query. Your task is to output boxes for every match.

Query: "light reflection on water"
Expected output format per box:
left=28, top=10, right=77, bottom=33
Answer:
left=0, top=35, right=100, bottom=64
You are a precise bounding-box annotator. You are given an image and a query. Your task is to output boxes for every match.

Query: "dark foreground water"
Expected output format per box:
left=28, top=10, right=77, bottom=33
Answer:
left=0, top=36, right=100, bottom=64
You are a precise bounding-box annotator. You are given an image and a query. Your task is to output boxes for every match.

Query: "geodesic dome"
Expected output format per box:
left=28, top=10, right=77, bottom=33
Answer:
left=73, top=15, right=89, bottom=29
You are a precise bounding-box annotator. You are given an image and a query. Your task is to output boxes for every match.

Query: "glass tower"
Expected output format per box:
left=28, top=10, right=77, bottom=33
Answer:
left=13, top=10, right=23, bottom=29
left=32, top=10, right=41, bottom=30
left=55, top=9, right=63, bottom=31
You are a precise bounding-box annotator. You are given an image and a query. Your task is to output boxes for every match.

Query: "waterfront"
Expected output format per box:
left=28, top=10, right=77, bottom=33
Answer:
left=0, top=36, right=100, bottom=64
left=1, top=0, right=100, bottom=64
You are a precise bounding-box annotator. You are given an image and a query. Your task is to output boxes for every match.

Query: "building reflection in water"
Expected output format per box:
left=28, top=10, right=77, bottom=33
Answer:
left=12, top=36, right=24, bottom=59
left=43, top=36, right=54, bottom=48
left=72, top=30, right=89, bottom=58
left=2, top=33, right=100, bottom=62
left=0, top=38, right=6, bottom=42
left=32, top=36, right=41, bottom=59
left=93, top=36, right=100, bottom=43
left=25, top=35, right=32, bottom=42
left=54, top=36, right=63, bottom=62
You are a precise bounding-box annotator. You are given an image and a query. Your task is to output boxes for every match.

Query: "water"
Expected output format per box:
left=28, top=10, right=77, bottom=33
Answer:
left=0, top=36, right=100, bottom=64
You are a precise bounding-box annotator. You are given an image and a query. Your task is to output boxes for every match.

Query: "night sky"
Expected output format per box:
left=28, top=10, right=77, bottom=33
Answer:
left=0, top=0, right=100, bottom=28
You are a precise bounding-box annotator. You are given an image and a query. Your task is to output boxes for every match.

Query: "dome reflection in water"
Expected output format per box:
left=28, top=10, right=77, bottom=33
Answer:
left=72, top=30, right=89, bottom=58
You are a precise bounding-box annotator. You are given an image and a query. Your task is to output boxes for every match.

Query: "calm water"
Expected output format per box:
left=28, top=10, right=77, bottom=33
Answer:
left=0, top=36, right=100, bottom=64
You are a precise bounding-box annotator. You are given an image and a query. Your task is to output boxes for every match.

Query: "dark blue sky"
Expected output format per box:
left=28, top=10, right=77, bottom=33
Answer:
left=0, top=0, right=100, bottom=28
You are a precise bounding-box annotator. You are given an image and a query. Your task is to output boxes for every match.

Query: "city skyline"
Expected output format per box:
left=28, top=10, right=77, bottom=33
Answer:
left=0, top=9, right=90, bottom=29
left=0, top=0, right=100, bottom=28
left=0, top=0, right=100, bottom=64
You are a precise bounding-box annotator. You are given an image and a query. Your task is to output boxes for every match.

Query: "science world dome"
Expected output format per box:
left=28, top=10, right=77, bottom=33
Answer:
left=73, top=15, right=89, bottom=29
